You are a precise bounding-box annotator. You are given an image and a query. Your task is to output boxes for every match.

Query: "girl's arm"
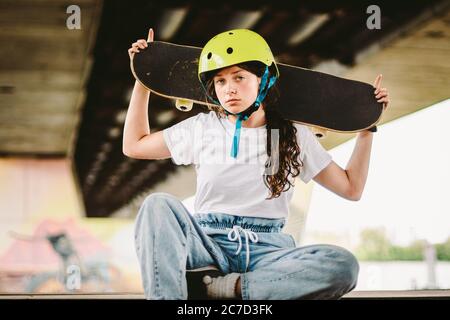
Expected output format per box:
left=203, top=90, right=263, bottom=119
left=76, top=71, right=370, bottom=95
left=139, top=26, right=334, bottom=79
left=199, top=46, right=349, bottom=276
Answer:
left=313, top=74, right=389, bottom=200
left=344, top=131, right=373, bottom=200
left=122, top=29, right=171, bottom=160
left=312, top=131, right=372, bottom=201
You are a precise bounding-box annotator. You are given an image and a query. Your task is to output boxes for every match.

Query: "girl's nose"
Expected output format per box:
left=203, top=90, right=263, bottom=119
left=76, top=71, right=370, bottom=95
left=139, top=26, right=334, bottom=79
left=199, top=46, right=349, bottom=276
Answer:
left=226, top=86, right=237, bottom=94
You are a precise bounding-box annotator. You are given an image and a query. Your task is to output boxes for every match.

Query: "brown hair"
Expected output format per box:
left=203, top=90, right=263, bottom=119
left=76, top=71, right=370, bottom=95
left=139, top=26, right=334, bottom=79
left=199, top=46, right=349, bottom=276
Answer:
left=203, top=62, right=303, bottom=199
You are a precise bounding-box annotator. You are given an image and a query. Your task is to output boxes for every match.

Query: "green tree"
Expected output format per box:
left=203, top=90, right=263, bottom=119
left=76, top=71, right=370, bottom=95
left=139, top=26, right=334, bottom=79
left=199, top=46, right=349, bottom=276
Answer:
left=355, top=228, right=391, bottom=261
left=354, top=228, right=443, bottom=261
left=436, top=237, right=450, bottom=260
left=389, top=239, right=425, bottom=261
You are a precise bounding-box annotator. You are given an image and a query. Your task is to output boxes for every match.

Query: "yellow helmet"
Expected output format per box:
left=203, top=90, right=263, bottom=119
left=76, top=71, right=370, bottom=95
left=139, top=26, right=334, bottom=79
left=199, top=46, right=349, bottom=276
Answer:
left=198, top=29, right=279, bottom=86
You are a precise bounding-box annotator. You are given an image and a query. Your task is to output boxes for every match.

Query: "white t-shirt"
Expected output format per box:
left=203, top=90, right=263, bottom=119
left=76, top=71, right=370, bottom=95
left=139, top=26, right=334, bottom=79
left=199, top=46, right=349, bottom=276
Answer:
left=163, top=111, right=332, bottom=219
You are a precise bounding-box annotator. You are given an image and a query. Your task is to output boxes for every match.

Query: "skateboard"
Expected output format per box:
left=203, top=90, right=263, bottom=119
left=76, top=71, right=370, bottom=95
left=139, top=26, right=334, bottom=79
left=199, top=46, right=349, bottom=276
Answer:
left=131, top=41, right=383, bottom=136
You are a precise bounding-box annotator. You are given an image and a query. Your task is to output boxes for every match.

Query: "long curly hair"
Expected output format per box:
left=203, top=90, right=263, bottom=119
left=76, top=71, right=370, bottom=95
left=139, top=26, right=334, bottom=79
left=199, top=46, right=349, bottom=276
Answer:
left=203, top=61, right=303, bottom=199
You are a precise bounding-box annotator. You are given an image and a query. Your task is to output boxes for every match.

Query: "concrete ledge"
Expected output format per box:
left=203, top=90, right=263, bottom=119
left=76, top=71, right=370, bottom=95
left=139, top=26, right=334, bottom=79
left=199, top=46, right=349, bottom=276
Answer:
left=343, top=290, right=450, bottom=299
left=0, top=293, right=145, bottom=300
left=1, top=290, right=449, bottom=299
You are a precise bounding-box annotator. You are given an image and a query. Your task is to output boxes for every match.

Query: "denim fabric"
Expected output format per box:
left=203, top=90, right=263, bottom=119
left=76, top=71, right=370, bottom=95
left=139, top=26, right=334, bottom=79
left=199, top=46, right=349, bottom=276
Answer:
left=134, top=192, right=359, bottom=300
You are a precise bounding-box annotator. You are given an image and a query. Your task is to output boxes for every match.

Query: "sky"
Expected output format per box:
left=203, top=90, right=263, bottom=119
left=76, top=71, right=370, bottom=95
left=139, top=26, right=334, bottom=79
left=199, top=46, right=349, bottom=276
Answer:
left=305, top=99, right=450, bottom=246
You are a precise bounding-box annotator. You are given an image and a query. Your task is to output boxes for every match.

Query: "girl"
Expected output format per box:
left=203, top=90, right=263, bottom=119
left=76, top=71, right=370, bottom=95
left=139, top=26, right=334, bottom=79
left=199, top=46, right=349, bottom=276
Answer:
left=124, top=28, right=389, bottom=300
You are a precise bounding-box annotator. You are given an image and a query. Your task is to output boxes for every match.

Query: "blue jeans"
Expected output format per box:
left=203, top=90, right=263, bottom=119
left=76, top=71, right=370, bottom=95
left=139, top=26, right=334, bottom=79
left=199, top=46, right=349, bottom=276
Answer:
left=134, top=192, right=359, bottom=300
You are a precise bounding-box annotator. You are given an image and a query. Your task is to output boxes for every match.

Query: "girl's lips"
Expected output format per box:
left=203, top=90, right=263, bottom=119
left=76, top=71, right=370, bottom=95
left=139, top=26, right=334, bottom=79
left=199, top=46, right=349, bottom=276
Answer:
left=226, top=99, right=240, bottom=104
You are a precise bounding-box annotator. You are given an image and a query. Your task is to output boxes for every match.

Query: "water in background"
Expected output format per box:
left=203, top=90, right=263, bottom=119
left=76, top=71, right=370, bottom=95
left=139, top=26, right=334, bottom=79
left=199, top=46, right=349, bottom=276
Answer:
left=356, top=261, right=450, bottom=291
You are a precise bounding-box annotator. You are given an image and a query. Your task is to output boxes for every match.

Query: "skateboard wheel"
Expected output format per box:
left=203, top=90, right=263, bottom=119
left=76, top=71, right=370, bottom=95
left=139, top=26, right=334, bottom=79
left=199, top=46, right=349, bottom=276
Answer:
left=176, top=99, right=193, bottom=112
left=310, top=127, right=327, bottom=139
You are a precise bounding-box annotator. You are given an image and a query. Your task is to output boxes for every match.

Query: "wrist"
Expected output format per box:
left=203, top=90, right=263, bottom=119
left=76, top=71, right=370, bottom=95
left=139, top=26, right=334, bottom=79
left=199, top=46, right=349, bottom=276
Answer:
left=135, top=80, right=150, bottom=92
left=359, top=129, right=373, bottom=137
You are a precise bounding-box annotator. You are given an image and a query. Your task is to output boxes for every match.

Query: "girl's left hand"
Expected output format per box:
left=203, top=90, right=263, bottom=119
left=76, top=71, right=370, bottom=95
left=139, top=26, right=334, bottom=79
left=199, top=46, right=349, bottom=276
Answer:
left=373, top=74, right=389, bottom=110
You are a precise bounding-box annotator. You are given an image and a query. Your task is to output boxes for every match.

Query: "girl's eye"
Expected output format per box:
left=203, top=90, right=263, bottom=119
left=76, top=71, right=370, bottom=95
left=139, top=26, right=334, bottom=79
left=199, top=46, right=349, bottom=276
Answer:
left=215, top=75, right=243, bottom=84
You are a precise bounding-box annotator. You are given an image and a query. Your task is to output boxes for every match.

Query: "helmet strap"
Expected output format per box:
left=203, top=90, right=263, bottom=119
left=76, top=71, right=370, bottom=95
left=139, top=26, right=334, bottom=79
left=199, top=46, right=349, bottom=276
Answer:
left=200, top=66, right=277, bottom=158
left=225, top=66, right=277, bottom=158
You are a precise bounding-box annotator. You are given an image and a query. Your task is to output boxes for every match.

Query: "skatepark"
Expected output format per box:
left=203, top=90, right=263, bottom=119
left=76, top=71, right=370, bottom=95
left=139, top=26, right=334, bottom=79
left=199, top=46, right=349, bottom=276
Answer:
left=0, top=0, right=449, bottom=300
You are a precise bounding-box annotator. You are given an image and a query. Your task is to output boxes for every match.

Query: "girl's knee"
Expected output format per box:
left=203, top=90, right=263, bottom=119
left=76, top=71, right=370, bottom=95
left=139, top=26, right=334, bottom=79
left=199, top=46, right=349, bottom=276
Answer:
left=136, top=192, right=191, bottom=232
left=327, top=245, right=359, bottom=292
left=135, top=192, right=176, bottom=226
left=135, top=192, right=186, bottom=243
left=305, top=244, right=359, bottom=294
left=143, top=192, right=178, bottom=207
left=140, top=192, right=179, bottom=215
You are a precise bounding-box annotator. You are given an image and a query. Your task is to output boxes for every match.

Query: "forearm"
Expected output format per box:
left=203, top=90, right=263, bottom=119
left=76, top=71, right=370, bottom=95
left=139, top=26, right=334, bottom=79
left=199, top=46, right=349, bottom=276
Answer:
left=345, top=131, right=373, bottom=199
left=122, top=80, right=150, bottom=152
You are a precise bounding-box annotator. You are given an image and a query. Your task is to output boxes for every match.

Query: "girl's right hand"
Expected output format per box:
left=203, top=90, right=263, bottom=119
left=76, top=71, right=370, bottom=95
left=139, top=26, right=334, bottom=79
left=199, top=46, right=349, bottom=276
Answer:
left=128, top=28, right=154, bottom=60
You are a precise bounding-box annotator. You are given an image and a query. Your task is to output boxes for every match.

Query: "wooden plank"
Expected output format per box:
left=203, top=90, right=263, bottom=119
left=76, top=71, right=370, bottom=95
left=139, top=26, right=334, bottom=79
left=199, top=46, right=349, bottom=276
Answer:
left=0, top=0, right=98, bottom=27
left=0, top=0, right=102, bottom=155
left=391, top=10, right=450, bottom=50
left=0, top=71, right=82, bottom=90
left=0, top=37, right=86, bottom=71
left=0, top=133, right=71, bottom=154
left=0, top=114, right=75, bottom=127
left=0, top=90, right=80, bottom=111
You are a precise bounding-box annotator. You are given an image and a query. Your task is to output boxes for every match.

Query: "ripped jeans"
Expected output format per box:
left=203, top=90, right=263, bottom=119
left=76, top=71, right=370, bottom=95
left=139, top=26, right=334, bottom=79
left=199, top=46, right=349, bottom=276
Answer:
left=134, top=192, right=359, bottom=300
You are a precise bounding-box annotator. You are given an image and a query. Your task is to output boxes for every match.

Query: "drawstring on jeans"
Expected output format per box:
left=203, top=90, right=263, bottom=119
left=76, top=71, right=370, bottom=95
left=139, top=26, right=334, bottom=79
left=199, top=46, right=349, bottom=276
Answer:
left=227, top=225, right=259, bottom=271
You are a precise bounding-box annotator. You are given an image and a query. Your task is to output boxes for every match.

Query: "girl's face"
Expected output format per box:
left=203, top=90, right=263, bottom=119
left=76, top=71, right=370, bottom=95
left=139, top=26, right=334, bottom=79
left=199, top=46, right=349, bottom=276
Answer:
left=213, top=65, right=261, bottom=113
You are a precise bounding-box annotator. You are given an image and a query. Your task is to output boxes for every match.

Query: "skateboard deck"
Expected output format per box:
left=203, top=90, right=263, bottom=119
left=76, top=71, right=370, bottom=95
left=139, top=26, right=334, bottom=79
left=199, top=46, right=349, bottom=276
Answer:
left=131, top=41, right=383, bottom=134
